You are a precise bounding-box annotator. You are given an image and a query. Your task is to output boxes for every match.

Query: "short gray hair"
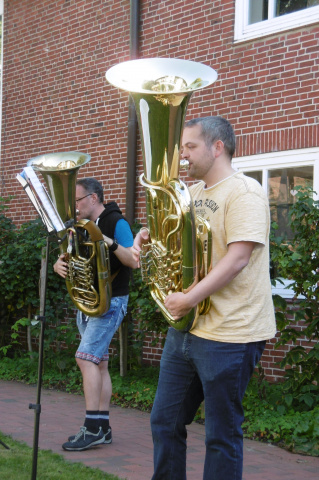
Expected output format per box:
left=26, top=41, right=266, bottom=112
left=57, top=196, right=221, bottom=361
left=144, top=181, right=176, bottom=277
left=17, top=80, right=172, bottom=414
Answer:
left=184, top=116, right=236, bottom=159
left=76, top=178, right=104, bottom=203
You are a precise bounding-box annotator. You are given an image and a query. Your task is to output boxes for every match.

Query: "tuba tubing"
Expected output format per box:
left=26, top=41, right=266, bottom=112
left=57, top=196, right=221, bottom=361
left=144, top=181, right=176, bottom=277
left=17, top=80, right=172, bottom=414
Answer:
left=106, top=58, right=217, bottom=331
left=26, top=152, right=112, bottom=317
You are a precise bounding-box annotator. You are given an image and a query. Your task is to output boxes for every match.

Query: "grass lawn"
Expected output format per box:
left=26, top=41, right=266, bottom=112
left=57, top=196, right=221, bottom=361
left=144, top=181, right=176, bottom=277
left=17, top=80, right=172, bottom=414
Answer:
left=0, top=432, right=124, bottom=480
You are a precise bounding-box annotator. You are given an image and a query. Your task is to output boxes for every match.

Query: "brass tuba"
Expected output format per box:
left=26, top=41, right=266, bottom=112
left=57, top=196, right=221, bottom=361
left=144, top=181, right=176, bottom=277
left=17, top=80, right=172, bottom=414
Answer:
left=106, top=58, right=217, bottom=331
left=26, top=152, right=112, bottom=317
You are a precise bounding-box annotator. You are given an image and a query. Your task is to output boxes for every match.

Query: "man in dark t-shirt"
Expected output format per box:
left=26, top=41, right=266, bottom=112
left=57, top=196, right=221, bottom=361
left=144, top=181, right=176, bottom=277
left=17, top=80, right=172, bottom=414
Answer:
left=54, top=178, right=137, bottom=452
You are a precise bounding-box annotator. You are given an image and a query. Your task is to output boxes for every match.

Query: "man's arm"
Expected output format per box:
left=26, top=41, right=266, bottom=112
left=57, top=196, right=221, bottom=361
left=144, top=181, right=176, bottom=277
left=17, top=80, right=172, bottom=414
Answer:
left=103, top=234, right=138, bottom=269
left=131, top=230, right=257, bottom=318
left=164, top=241, right=257, bottom=319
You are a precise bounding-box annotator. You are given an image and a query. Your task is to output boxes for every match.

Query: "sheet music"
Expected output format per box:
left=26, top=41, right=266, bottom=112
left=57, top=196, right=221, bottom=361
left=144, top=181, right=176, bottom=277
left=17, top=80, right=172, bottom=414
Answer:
left=16, top=167, right=65, bottom=233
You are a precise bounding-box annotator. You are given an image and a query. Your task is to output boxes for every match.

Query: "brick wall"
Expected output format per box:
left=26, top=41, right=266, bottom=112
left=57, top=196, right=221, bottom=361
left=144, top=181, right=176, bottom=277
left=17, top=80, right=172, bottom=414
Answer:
left=1, top=0, right=132, bottom=222
left=1, top=0, right=318, bottom=381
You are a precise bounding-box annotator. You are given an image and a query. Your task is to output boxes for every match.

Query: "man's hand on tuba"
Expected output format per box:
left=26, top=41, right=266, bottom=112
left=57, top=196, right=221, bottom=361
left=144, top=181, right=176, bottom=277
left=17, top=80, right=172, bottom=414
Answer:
left=131, top=228, right=150, bottom=268
left=164, top=292, right=193, bottom=320
left=54, top=253, right=69, bottom=279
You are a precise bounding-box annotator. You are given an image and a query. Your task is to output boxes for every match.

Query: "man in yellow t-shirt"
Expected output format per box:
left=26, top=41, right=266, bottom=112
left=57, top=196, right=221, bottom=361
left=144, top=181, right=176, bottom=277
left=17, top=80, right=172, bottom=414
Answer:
left=189, top=172, right=275, bottom=343
left=132, top=116, right=276, bottom=480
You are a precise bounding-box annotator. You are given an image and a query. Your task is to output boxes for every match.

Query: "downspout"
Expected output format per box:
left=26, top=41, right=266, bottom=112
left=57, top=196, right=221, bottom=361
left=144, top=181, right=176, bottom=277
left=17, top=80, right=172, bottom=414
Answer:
left=125, top=0, right=140, bottom=226
left=120, top=0, right=140, bottom=377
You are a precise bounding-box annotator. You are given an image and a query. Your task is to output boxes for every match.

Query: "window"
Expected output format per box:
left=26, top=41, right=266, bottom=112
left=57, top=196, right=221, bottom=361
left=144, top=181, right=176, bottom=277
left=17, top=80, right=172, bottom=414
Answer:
left=234, top=0, right=319, bottom=42
left=248, top=166, right=313, bottom=240
left=233, top=147, right=319, bottom=296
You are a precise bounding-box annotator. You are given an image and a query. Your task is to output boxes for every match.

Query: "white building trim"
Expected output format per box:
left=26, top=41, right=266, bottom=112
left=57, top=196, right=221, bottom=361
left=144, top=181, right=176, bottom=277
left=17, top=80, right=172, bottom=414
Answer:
left=234, top=0, right=319, bottom=43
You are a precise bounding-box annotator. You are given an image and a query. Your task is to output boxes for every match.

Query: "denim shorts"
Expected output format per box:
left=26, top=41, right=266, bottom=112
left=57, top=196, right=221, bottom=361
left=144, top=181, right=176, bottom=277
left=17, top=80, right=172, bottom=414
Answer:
left=75, top=295, right=129, bottom=364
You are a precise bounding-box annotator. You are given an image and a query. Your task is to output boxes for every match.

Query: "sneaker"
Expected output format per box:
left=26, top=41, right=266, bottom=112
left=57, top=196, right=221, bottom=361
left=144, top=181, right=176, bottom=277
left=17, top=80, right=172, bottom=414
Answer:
left=68, top=426, right=112, bottom=445
left=103, top=426, right=112, bottom=444
left=62, top=426, right=104, bottom=451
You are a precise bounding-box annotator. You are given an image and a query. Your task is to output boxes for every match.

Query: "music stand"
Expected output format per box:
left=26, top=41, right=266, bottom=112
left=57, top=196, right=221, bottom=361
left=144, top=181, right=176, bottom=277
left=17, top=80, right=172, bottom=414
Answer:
left=0, top=439, right=10, bottom=449
left=16, top=168, right=68, bottom=479
left=29, top=233, right=58, bottom=480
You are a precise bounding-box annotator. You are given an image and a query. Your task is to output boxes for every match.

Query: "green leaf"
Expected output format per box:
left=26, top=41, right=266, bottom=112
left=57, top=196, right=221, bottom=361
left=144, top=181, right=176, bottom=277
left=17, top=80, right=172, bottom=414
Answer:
left=284, top=394, right=294, bottom=407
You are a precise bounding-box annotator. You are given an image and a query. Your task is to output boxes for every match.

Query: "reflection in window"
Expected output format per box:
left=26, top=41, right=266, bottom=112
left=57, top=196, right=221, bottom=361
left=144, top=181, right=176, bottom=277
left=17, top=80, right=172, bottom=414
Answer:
left=249, top=0, right=269, bottom=24
left=245, top=171, right=262, bottom=185
left=278, top=0, right=319, bottom=16
left=268, top=166, right=313, bottom=240
left=248, top=0, right=319, bottom=25
left=245, top=167, right=313, bottom=241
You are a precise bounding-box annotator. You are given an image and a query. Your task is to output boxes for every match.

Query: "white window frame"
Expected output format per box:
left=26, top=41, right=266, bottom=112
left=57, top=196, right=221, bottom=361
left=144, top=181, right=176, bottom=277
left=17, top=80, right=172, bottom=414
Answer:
left=234, top=0, right=319, bottom=43
left=233, top=147, right=319, bottom=297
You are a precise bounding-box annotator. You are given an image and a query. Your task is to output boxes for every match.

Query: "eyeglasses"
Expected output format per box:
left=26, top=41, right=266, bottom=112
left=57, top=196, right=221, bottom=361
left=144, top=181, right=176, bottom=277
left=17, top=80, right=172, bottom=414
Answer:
left=75, top=193, right=92, bottom=204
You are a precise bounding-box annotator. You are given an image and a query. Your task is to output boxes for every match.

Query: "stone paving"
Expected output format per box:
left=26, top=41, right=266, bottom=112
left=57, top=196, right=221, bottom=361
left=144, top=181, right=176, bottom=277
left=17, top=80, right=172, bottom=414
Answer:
left=0, top=380, right=318, bottom=479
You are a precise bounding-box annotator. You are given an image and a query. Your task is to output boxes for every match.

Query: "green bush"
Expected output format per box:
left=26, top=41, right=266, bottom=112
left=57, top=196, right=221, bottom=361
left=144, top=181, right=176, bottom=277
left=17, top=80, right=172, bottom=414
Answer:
left=242, top=374, right=319, bottom=456
left=0, top=212, right=167, bottom=371
left=129, top=267, right=167, bottom=346
left=270, top=186, right=319, bottom=410
left=0, top=197, right=76, bottom=364
left=128, top=221, right=168, bottom=350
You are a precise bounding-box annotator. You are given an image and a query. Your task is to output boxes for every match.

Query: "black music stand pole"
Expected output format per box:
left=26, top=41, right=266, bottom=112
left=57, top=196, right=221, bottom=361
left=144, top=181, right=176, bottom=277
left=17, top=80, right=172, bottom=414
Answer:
left=29, top=234, right=51, bottom=480
left=0, top=439, right=9, bottom=449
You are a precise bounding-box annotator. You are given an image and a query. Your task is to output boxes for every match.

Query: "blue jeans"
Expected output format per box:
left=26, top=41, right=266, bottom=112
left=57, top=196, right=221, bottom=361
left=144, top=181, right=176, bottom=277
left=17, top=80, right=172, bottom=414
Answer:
left=151, top=328, right=265, bottom=480
left=75, top=295, right=129, bottom=364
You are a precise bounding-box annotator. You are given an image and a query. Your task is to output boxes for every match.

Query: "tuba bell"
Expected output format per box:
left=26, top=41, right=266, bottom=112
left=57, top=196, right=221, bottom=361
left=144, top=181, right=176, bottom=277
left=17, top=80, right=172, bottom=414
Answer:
left=106, top=58, right=218, bottom=331
left=24, top=152, right=112, bottom=317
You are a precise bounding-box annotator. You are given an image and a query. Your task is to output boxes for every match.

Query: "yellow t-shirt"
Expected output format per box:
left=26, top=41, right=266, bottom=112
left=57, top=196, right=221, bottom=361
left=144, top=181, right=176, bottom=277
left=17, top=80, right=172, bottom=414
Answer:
left=189, top=171, right=276, bottom=343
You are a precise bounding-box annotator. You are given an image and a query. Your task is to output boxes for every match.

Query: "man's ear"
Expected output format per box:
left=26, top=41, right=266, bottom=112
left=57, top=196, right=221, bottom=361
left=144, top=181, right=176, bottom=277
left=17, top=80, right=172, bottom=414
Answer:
left=213, top=139, right=225, bottom=157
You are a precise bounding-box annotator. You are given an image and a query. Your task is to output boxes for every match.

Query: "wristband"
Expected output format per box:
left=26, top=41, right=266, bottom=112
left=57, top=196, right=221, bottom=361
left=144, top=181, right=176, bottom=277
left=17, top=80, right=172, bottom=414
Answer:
left=109, top=239, right=119, bottom=252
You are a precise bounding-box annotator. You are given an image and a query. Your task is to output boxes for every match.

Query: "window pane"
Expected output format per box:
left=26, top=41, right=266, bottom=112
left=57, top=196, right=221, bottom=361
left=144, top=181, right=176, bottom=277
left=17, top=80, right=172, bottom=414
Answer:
left=268, top=166, right=313, bottom=240
left=247, top=0, right=319, bottom=25
left=245, top=171, right=263, bottom=185
left=248, top=0, right=269, bottom=24
left=277, top=0, right=319, bottom=17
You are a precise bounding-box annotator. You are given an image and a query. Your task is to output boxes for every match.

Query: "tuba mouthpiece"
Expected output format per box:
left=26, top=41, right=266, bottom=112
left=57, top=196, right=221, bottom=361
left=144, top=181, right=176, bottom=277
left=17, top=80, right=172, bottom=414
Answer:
left=180, top=159, right=189, bottom=171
